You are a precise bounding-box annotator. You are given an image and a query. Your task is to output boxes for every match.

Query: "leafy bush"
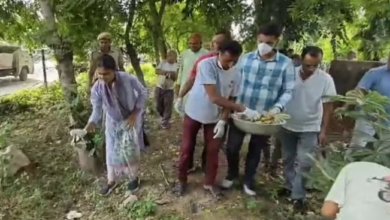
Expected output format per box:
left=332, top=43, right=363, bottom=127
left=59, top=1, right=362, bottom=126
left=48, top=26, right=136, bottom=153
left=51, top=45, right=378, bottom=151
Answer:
left=0, top=83, right=64, bottom=114
left=0, top=73, right=89, bottom=115
left=307, top=90, right=390, bottom=194
left=126, top=63, right=157, bottom=85
left=0, top=64, right=156, bottom=116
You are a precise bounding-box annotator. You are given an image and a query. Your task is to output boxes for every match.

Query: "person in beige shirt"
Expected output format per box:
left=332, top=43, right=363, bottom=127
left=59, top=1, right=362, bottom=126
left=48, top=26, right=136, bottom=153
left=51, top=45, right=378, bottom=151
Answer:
left=88, top=32, right=125, bottom=88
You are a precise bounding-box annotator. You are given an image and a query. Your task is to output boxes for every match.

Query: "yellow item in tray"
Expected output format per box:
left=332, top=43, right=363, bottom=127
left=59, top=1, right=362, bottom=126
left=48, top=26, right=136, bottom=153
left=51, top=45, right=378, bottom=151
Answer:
left=253, top=113, right=291, bottom=124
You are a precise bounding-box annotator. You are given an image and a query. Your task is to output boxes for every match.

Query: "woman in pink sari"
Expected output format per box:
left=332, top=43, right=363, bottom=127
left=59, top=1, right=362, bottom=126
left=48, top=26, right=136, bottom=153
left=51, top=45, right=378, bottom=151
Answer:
left=85, top=54, right=147, bottom=195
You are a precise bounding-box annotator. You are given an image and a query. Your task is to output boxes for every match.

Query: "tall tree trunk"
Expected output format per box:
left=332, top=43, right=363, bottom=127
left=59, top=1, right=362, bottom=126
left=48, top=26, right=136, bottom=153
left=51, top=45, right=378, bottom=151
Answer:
left=39, top=0, right=84, bottom=126
left=124, top=0, right=145, bottom=86
left=152, top=34, right=160, bottom=64
left=330, top=34, right=338, bottom=60
left=148, top=0, right=167, bottom=60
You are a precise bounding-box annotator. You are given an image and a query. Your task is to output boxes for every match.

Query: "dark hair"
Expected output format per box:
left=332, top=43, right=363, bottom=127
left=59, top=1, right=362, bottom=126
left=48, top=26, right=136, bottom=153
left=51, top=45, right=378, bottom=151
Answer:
left=215, top=29, right=232, bottom=41
left=97, top=54, right=117, bottom=70
left=291, top=54, right=301, bottom=60
left=219, top=40, right=243, bottom=57
left=301, top=46, right=323, bottom=59
left=287, top=48, right=294, bottom=53
left=258, top=22, right=282, bottom=37
left=279, top=49, right=287, bottom=55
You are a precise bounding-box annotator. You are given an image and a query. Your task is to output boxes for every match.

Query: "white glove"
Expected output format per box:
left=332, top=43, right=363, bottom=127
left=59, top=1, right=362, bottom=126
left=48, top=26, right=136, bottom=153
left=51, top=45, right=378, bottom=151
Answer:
left=237, top=108, right=261, bottom=121
left=267, top=107, right=281, bottom=116
left=70, top=129, right=87, bottom=138
left=174, top=98, right=184, bottom=116
left=213, top=120, right=226, bottom=139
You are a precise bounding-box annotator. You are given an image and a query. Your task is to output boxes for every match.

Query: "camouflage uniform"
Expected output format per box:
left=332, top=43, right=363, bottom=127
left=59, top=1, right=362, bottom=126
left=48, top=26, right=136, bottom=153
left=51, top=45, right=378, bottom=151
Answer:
left=89, top=32, right=125, bottom=84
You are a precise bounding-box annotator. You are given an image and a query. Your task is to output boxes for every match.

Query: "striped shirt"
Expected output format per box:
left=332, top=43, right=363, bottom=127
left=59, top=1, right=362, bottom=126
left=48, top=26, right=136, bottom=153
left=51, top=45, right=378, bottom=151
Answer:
left=236, top=51, right=296, bottom=112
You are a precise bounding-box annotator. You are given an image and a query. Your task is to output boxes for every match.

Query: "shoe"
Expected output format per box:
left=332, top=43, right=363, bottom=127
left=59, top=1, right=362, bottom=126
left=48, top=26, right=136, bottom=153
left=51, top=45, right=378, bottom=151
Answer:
left=172, top=181, right=187, bottom=196
left=100, top=182, right=118, bottom=196
left=277, top=188, right=291, bottom=198
left=221, top=175, right=236, bottom=189
left=243, top=182, right=256, bottom=196
left=127, top=178, right=140, bottom=192
left=293, top=199, right=306, bottom=213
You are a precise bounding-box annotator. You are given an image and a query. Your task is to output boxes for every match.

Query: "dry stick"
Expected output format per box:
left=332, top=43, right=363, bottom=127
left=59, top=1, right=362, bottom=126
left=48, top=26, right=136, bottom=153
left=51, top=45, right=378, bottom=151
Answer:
left=159, top=163, right=170, bottom=187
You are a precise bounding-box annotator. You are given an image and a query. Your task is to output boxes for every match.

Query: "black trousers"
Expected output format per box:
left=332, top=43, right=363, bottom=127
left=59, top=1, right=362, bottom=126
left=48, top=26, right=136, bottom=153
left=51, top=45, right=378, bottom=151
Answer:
left=226, top=121, right=270, bottom=184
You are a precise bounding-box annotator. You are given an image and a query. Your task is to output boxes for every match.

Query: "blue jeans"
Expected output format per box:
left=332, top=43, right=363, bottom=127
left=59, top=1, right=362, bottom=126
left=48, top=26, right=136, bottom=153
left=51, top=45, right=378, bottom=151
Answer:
left=278, top=128, right=318, bottom=200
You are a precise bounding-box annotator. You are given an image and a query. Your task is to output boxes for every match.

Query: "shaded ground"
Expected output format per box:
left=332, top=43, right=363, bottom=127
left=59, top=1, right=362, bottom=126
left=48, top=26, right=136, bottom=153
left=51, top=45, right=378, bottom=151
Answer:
left=0, top=106, right=328, bottom=220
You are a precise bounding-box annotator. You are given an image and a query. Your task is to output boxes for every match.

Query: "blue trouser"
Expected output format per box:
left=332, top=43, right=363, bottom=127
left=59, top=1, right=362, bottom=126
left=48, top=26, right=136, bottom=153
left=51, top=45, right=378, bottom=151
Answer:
left=278, top=127, right=318, bottom=200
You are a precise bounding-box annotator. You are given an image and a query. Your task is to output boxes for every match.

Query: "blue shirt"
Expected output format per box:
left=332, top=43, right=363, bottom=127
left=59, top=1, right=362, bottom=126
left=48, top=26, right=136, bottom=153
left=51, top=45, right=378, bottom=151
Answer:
left=357, top=65, right=390, bottom=123
left=236, top=51, right=296, bottom=111
left=185, top=57, right=241, bottom=124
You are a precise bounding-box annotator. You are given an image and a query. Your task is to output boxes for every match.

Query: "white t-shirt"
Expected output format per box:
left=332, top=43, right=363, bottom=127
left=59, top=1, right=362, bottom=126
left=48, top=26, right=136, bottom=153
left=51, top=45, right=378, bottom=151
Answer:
left=156, top=61, right=178, bottom=90
left=185, top=57, right=241, bottom=124
left=325, top=162, right=390, bottom=220
left=283, top=68, right=337, bottom=132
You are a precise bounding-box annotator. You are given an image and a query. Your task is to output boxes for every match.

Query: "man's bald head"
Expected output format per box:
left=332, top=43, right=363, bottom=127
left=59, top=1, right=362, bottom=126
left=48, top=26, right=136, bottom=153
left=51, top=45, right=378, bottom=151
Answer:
left=211, top=29, right=232, bottom=52
left=189, top=33, right=202, bottom=52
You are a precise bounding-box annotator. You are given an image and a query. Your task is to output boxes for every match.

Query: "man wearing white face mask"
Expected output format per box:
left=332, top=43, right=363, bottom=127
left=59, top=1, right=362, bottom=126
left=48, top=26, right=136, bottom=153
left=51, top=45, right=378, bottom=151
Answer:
left=173, top=41, right=260, bottom=197
left=221, top=23, right=296, bottom=196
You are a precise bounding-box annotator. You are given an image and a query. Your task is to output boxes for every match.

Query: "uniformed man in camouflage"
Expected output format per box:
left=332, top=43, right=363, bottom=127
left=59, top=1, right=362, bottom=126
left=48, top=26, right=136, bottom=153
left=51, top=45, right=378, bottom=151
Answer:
left=88, top=32, right=125, bottom=88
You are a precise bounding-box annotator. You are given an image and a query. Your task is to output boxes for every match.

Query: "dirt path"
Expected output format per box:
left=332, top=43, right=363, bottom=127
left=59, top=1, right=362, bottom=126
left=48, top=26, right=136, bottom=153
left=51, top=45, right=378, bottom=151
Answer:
left=0, top=110, right=325, bottom=220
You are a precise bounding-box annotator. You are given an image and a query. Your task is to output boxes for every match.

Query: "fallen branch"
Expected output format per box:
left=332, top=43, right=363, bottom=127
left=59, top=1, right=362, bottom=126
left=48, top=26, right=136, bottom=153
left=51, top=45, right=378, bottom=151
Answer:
left=159, top=163, right=170, bottom=187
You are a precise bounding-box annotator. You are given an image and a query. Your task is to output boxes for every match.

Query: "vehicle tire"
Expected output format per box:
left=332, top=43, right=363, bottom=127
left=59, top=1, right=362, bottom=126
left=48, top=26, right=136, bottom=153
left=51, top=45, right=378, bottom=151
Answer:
left=378, top=190, right=390, bottom=203
left=19, top=67, right=28, bottom=81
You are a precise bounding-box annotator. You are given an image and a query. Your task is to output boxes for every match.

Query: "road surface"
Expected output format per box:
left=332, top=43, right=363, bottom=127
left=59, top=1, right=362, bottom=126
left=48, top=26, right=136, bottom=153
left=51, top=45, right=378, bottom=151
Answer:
left=0, top=59, right=58, bottom=97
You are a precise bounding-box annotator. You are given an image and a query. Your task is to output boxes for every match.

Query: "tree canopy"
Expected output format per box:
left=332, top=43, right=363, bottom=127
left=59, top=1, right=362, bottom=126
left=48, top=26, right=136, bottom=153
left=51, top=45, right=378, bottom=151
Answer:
left=1, top=0, right=389, bottom=124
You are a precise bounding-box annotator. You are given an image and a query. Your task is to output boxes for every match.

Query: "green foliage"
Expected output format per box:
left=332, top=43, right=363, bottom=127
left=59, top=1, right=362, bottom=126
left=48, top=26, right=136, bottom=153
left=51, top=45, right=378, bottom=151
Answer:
left=0, top=83, right=63, bottom=115
left=126, top=63, right=157, bottom=85
left=163, top=3, right=215, bottom=52
left=126, top=197, right=157, bottom=219
left=0, top=0, right=42, bottom=49
left=0, top=72, right=90, bottom=115
left=308, top=90, right=390, bottom=194
left=0, top=63, right=156, bottom=118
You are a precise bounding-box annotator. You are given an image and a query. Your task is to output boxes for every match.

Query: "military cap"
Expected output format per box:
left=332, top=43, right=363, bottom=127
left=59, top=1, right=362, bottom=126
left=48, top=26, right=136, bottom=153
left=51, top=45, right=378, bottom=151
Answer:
left=97, top=32, right=111, bottom=41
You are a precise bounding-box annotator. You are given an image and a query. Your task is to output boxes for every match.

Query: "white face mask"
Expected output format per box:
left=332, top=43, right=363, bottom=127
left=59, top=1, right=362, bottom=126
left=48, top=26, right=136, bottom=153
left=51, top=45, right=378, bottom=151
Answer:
left=257, top=43, right=273, bottom=56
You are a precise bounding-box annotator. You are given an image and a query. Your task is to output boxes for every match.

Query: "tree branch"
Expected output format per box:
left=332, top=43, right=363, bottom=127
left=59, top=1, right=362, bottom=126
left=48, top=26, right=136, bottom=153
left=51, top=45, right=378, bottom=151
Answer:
left=124, top=0, right=137, bottom=41
left=158, top=0, right=167, bottom=20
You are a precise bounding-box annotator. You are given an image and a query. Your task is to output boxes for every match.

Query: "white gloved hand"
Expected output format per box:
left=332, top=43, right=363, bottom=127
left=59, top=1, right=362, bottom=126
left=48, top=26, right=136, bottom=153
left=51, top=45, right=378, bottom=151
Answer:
left=213, top=120, right=226, bottom=139
left=174, top=98, right=184, bottom=116
left=237, top=108, right=261, bottom=121
left=267, top=107, right=281, bottom=116
left=70, top=129, right=87, bottom=138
